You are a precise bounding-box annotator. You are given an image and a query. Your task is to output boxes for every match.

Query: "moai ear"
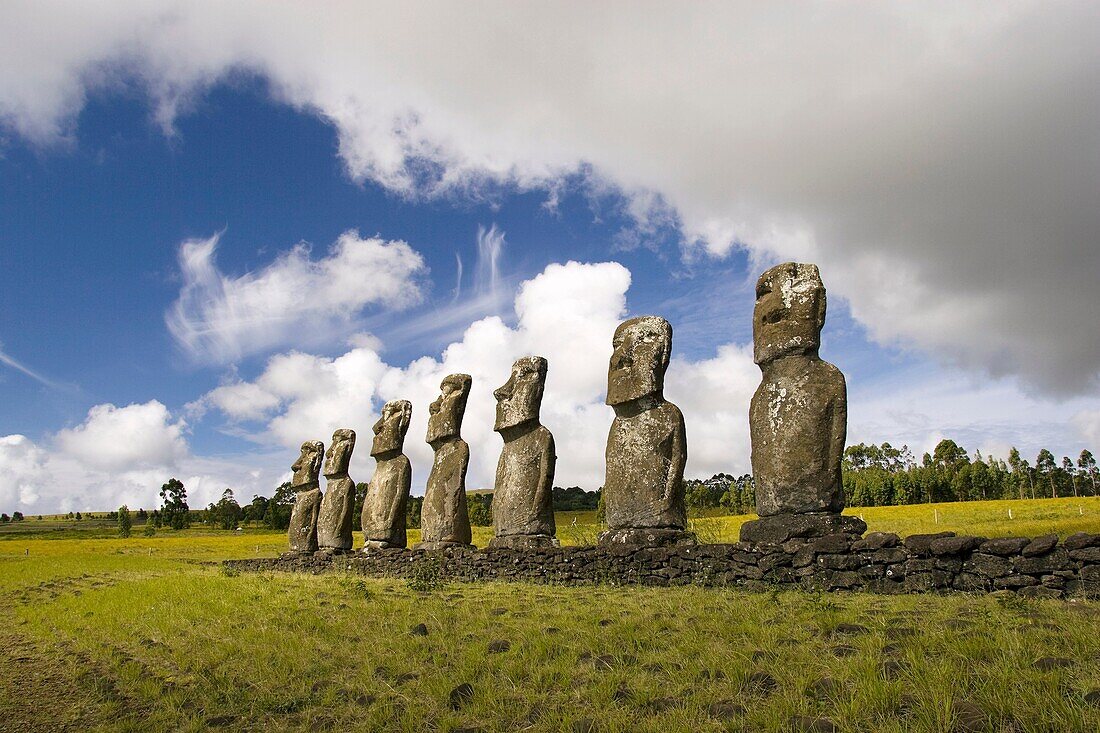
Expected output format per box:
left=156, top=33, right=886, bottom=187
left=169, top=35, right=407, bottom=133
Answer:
left=816, top=287, right=827, bottom=332
left=398, top=401, right=412, bottom=433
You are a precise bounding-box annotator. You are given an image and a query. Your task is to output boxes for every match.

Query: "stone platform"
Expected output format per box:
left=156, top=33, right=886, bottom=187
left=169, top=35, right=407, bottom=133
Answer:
left=228, top=530, right=1100, bottom=598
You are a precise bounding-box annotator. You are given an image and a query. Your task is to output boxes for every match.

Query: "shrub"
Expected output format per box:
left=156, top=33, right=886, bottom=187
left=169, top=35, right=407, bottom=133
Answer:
left=406, top=555, right=444, bottom=592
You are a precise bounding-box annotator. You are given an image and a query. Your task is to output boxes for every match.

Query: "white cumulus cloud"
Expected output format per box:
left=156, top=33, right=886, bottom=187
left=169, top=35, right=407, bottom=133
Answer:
left=0, top=435, right=47, bottom=508
left=166, top=230, right=427, bottom=364
left=0, top=400, right=284, bottom=513
left=55, top=400, right=187, bottom=471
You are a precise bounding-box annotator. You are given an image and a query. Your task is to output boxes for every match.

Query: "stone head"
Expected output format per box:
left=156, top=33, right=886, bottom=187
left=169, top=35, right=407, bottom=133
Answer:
left=426, top=373, right=472, bottom=445
left=323, top=428, right=356, bottom=477
left=291, top=440, right=324, bottom=487
left=606, top=316, right=672, bottom=406
left=371, top=400, right=412, bottom=457
left=753, top=262, right=826, bottom=365
left=494, top=356, right=547, bottom=432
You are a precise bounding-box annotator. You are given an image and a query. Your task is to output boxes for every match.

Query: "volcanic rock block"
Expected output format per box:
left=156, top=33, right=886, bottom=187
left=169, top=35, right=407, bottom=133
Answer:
left=287, top=440, right=324, bottom=554
left=317, top=428, right=356, bottom=552
left=362, top=400, right=413, bottom=549
left=490, top=357, right=557, bottom=549
left=416, top=374, right=474, bottom=550
left=599, top=316, right=692, bottom=547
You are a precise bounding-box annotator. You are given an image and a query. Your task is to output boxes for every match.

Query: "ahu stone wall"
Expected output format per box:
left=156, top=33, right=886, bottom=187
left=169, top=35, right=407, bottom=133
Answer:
left=226, top=530, right=1100, bottom=599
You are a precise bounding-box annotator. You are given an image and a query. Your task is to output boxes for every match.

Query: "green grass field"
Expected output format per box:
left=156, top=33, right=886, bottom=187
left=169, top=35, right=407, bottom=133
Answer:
left=2, top=498, right=1098, bottom=732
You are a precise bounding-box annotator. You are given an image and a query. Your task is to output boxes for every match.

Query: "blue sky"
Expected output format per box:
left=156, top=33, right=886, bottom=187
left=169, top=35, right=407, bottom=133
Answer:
left=1, top=3, right=1098, bottom=512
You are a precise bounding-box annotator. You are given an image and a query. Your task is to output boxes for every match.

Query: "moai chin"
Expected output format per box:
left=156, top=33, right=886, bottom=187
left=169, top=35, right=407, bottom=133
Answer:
left=361, top=400, right=413, bottom=550
left=316, top=428, right=357, bottom=552
left=489, top=356, right=557, bottom=549
left=414, top=374, right=474, bottom=550
left=598, top=316, right=693, bottom=547
left=739, top=262, right=865, bottom=544
left=286, top=440, right=324, bottom=555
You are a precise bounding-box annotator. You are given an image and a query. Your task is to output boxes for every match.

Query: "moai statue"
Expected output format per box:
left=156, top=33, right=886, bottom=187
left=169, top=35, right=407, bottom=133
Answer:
left=738, top=262, right=866, bottom=544
left=316, top=428, right=357, bottom=552
left=489, top=357, right=557, bottom=549
left=286, top=440, right=324, bottom=554
left=599, top=316, right=692, bottom=547
left=361, top=400, right=413, bottom=549
left=414, top=374, right=474, bottom=550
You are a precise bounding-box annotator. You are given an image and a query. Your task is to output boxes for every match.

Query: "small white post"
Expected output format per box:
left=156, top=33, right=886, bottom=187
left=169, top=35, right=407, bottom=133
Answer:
left=1008, top=508, right=1013, bottom=520
left=934, top=508, right=939, bottom=524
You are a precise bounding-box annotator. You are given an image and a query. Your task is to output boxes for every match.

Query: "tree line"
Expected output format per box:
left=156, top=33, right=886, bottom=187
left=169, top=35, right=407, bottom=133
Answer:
left=11, top=439, right=1097, bottom=537
left=842, top=440, right=1098, bottom=507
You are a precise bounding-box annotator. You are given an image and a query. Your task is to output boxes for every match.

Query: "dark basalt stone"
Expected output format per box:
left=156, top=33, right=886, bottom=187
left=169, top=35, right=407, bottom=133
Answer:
left=951, top=700, right=987, bottom=733
left=598, top=527, right=696, bottom=547
left=1064, top=532, right=1100, bottom=551
left=929, top=535, right=984, bottom=556
left=448, top=682, right=474, bottom=710
left=1021, top=534, right=1058, bottom=557
left=978, top=537, right=1029, bottom=556
left=739, top=513, right=866, bottom=544
left=852, top=532, right=900, bottom=551
left=903, top=532, right=955, bottom=555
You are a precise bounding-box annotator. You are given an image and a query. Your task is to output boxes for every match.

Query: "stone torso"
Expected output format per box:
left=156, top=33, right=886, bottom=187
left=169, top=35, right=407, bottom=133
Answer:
left=604, top=401, right=687, bottom=530
left=317, top=476, right=355, bottom=550
left=362, top=455, right=411, bottom=547
left=493, top=425, right=556, bottom=538
left=420, top=439, right=472, bottom=546
left=750, top=357, right=846, bottom=516
left=287, top=487, right=322, bottom=553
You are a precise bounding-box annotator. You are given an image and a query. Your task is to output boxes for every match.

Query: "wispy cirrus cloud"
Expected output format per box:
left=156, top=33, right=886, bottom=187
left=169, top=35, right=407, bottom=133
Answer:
left=166, top=229, right=427, bottom=364
left=0, top=340, right=73, bottom=391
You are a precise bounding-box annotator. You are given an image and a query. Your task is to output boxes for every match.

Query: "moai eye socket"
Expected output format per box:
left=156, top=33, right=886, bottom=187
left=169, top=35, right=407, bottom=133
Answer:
left=756, top=280, right=772, bottom=299
left=761, top=307, right=787, bottom=325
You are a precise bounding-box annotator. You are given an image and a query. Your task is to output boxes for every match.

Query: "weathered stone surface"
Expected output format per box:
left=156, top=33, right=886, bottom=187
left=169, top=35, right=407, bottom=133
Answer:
left=287, top=440, right=324, bottom=554
left=951, top=700, right=987, bottom=733
left=851, top=532, right=900, bottom=551
left=978, top=537, right=1029, bottom=556
left=600, top=527, right=698, bottom=547
left=287, top=489, right=322, bottom=554
left=1013, top=548, right=1068, bottom=575
left=317, top=429, right=356, bottom=551
left=600, top=317, right=690, bottom=546
left=1064, top=532, right=1100, bottom=551
left=903, top=532, right=955, bottom=556
left=739, top=513, right=866, bottom=544
left=362, top=400, right=413, bottom=549
left=953, top=572, right=990, bottom=592
left=929, top=535, right=984, bottom=556
left=748, top=263, right=846, bottom=518
left=490, top=357, right=557, bottom=549
left=417, top=374, right=474, bottom=550
left=448, top=682, right=474, bottom=710
left=994, top=574, right=1038, bottom=589
left=1070, top=547, right=1100, bottom=563
left=963, top=553, right=1013, bottom=578
left=1022, top=534, right=1058, bottom=557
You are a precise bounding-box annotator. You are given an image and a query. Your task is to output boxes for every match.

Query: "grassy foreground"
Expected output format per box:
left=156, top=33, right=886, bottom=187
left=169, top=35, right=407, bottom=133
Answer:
left=1, top=498, right=1099, bottom=732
